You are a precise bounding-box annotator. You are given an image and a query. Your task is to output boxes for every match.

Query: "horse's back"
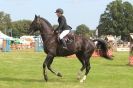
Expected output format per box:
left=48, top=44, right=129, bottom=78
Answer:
left=55, top=32, right=95, bottom=56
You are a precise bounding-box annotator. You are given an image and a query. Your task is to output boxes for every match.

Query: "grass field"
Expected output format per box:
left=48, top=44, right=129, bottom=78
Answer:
left=0, top=51, right=132, bottom=88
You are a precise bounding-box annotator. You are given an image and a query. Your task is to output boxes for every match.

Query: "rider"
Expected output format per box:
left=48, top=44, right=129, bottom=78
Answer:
left=55, top=8, right=72, bottom=49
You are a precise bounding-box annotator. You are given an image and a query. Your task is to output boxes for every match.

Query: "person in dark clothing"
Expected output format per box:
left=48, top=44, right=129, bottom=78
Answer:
left=55, top=8, right=71, bottom=49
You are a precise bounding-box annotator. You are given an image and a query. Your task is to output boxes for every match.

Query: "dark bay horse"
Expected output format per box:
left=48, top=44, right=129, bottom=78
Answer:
left=28, top=15, right=112, bottom=83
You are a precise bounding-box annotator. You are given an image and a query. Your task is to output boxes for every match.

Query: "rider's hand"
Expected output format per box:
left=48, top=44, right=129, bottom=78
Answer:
left=54, top=30, right=58, bottom=34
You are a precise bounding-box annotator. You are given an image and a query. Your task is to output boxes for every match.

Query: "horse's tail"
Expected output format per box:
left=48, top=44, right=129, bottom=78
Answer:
left=93, top=39, right=113, bottom=60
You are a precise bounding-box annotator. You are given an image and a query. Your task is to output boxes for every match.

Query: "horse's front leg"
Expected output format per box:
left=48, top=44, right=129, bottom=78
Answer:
left=43, top=54, right=62, bottom=82
left=43, top=55, right=50, bottom=82
left=47, top=56, right=62, bottom=77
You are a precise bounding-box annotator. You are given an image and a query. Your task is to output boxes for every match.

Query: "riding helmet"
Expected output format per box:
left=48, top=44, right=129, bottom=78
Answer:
left=55, top=8, right=64, bottom=14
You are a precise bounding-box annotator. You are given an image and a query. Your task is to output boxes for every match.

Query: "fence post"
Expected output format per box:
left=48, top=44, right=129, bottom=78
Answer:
left=35, top=38, right=43, bottom=52
left=2, top=39, right=11, bottom=52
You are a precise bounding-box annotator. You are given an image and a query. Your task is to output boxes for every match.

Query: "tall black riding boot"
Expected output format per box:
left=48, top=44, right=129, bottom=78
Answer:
left=61, top=39, right=68, bottom=49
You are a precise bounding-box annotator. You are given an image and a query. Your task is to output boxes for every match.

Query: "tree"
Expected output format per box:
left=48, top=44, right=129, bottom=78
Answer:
left=0, top=11, right=33, bottom=37
left=75, top=24, right=90, bottom=37
left=97, top=0, right=133, bottom=40
left=0, top=11, right=11, bottom=32
left=11, top=20, right=32, bottom=37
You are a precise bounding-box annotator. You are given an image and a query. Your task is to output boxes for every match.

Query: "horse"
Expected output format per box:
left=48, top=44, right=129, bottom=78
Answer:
left=28, top=15, right=112, bottom=83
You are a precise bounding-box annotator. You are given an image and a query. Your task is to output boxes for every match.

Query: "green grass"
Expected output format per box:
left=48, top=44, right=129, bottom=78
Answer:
left=0, top=51, right=132, bottom=88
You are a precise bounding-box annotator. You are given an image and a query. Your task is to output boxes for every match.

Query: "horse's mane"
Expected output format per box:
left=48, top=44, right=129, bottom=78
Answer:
left=40, top=17, right=53, bottom=29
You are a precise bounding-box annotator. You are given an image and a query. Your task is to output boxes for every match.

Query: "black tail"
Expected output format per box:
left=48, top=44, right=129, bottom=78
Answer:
left=93, top=39, right=113, bottom=60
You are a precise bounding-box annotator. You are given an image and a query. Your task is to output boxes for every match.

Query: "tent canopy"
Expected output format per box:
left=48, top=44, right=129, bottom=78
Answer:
left=0, top=31, right=14, bottom=40
left=106, top=35, right=115, bottom=41
left=130, top=33, right=133, bottom=39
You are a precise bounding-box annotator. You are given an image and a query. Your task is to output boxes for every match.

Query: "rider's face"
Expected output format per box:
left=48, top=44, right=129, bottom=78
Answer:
left=56, top=13, right=61, bottom=17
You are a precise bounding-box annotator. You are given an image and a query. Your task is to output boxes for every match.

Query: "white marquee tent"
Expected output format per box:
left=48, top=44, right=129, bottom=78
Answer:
left=0, top=31, right=14, bottom=40
left=0, top=31, right=14, bottom=48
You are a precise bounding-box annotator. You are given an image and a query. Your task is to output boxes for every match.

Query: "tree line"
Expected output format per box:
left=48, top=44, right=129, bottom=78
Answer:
left=97, top=0, right=133, bottom=40
left=0, top=0, right=132, bottom=40
left=0, top=11, right=91, bottom=38
left=0, top=11, right=31, bottom=37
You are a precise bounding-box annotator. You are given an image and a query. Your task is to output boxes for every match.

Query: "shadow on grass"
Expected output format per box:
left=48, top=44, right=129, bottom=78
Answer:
left=0, top=76, right=80, bottom=83
left=0, top=77, right=44, bottom=82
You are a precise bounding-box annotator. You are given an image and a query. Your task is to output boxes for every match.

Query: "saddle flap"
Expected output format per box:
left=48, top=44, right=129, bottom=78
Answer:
left=64, top=32, right=74, bottom=40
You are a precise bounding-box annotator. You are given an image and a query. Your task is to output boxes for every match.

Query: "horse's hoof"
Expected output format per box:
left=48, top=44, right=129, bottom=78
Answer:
left=44, top=75, right=48, bottom=82
left=80, top=80, right=84, bottom=83
left=80, top=75, right=86, bottom=83
left=77, top=71, right=83, bottom=80
left=82, top=75, right=86, bottom=80
left=57, top=72, right=63, bottom=77
left=77, top=76, right=81, bottom=80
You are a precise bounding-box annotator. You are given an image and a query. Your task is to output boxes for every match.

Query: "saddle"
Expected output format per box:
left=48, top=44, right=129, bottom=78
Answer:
left=58, top=32, right=75, bottom=45
left=65, top=33, right=75, bottom=44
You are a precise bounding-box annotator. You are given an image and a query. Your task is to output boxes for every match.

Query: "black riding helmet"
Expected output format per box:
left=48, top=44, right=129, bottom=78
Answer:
left=55, top=8, right=64, bottom=14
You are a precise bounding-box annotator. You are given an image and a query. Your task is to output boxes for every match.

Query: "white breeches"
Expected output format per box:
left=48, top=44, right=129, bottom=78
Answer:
left=59, top=30, right=70, bottom=39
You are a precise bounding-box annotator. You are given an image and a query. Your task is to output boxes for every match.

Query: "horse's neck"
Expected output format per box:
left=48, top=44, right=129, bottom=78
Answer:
left=40, top=33, right=52, bottom=41
left=39, top=23, right=54, bottom=45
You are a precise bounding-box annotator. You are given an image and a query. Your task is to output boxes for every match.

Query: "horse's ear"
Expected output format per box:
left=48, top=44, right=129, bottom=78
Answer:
left=35, top=15, right=40, bottom=23
left=35, top=15, right=38, bottom=19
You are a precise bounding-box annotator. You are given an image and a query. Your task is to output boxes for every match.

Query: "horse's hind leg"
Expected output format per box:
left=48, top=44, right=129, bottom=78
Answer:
left=80, top=52, right=93, bottom=83
left=76, top=52, right=85, bottom=80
